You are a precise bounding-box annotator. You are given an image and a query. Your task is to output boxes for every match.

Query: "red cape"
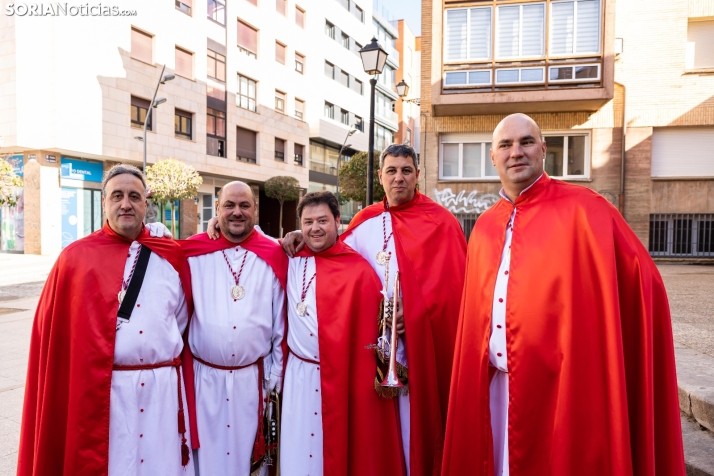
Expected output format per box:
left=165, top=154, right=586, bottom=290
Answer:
left=18, top=223, right=196, bottom=476
left=341, top=190, right=467, bottom=476
left=442, top=175, right=685, bottom=476
left=295, top=241, right=406, bottom=476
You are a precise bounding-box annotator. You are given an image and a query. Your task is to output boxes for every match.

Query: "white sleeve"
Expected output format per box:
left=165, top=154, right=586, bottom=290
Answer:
left=268, top=274, right=286, bottom=378
left=342, top=232, right=357, bottom=250
left=175, top=283, right=190, bottom=335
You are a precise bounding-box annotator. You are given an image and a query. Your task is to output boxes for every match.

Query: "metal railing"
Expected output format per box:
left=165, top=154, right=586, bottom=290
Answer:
left=649, top=214, right=714, bottom=258
left=454, top=213, right=479, bottom=242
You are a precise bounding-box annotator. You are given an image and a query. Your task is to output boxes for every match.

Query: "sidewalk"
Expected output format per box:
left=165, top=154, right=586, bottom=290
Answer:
left=0, top=253, right=58, bottom=287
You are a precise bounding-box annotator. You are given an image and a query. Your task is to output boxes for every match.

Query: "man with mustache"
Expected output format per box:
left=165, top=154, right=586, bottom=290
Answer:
left=18, top=164, right=197, bottom=475
left=442, top=113, right=685, bottom=476
left=180, top=181, right=287, bottom=476
left=279, top=191, right=405, bottom=476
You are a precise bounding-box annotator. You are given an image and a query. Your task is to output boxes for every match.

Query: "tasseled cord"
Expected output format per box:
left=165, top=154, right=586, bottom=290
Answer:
left=176, top=366, right=190, bottom=467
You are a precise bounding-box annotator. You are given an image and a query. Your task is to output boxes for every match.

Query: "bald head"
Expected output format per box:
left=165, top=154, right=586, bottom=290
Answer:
left=217, top=181, right=257, bottom=243
left=490, top=113, right=547, bottom=201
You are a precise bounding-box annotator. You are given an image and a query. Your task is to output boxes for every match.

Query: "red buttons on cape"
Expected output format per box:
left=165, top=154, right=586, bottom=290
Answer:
left=140, top=409, right=144, bottom=412
left=498, top=298, right=503, bottom=303
left=497, top=325, right=502, bottom=329
left=497, top=353, right=502, bottom=357
left=137, top=304, right=140, bottom=307
left=140, top=434, right=143, bottom=438
left=233, top=326, right=236, bottom=329
left=141, top=382, right=144, bottom=386
left=139, top=330, right=143, bottom=334
left=504, top=271, right=509, bottom=275
left=227, top=424, right=230, bottom=427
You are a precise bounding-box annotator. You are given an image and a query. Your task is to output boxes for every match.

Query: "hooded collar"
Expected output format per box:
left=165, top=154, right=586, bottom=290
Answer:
left=498, top=173, right=550, bottom=206
left=382, top=188, right=421, bottom=213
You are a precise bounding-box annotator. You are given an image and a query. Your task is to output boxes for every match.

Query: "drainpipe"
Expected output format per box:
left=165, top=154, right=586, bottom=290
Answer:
left=616, top=81, right=626, bottom=216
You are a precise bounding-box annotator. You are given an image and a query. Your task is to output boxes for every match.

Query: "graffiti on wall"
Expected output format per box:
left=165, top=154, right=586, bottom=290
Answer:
left=433, top=188, right=500, bottom=214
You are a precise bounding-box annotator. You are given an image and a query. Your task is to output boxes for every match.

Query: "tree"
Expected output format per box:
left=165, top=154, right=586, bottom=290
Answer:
left=337, top=151, right=385, bottom=205
left=146, top=158, right=203, bottom=237
left=0, top=158, right=23, bottom=207
left=264, top=176, right=301, bottom=238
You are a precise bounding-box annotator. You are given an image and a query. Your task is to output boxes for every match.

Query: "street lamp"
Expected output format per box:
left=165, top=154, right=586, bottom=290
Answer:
left=359, top=37, right=388, bottom=205
left=336, top=126, right=357, bottom=229
left=136, top=65, right=174, bottom=176
left=396, top=79, right=409, bottom=98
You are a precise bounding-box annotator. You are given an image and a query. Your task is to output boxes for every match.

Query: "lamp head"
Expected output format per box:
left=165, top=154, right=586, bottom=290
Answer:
left=153, top=97, right=167, bottom=107
left=396, top=79, right=409, bottom=98
left=161, top=73, right=175, bottom=84
left=359, top=37, right=388, bottom=75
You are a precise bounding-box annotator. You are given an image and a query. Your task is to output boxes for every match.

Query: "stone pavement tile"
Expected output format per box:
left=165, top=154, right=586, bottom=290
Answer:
left=682, top=413, right=714, bottom=476
left=0, top=418, right=20, bottom=459
left=0, top=297, right=38, bottom=311
left=0, top=387, right=24, bottom=422
left=676, top=342, right=714, bottom=433
left=0, top=452, right=17, bottom=476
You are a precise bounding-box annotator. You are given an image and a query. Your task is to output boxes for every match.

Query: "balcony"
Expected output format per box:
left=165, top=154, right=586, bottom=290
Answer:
left=376, top=107, right=399, bottom=125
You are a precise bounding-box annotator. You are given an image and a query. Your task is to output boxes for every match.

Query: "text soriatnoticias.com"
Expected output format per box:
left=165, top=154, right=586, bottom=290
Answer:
left=5, top=3, right=137, bottom=16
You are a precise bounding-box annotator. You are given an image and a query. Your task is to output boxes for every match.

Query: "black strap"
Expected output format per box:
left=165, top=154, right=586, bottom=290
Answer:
left=117, top=245, right=152, bottom=322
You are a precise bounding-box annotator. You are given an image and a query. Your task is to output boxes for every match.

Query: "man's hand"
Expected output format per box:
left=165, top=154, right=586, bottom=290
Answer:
left=206, top=217, right=220, bottom=240
left=385, top=297, right=405, bottom=335
left=281, top=230, right=305, bottom=257
left=145, top=222, right=173, bottom=238
left=264, top=373, right=282, bottom=393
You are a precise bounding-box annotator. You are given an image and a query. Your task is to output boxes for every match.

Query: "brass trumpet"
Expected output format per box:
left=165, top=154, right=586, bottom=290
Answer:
left=379, top=271, right=405, bottom=389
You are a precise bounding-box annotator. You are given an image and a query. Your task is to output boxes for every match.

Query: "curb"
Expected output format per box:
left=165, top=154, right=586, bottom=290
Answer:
left=682, top=414, right=714, bottom=476
left=676, top=343, right=714, bottom=433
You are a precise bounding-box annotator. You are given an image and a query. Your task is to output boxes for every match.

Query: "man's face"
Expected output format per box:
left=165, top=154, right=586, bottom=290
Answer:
left=102, top=173, right=147, bottom=240
left=217, top=184, right=256, bottom=243
left=490, top=116, right=546, bottom=193
left=301, top=203, right=339, bottom=253
left=378, top=154, right=420, bottom=207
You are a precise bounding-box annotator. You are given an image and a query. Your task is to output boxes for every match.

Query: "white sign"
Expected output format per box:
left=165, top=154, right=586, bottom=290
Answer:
left=434, top=188, right=500, bottom=214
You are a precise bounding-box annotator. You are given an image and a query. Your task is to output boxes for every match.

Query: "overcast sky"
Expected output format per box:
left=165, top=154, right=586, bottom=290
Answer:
left=374, top=0, right=421, bottom=35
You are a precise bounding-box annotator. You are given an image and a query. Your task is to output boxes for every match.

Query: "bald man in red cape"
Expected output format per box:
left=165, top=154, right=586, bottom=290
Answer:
left=442, top=114, right=685, bottom=476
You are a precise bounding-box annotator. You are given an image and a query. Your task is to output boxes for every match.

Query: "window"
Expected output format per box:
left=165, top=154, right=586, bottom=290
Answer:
left=295, top=52, right=305, bottom=73
left=340, top=109, right=349, bottom=125
left=444, top=7, right=492, bottom=61
left=496, top=3, right=545, bottom=58
left=354, top=115, right=363, bottom=131
left=351, top=78, right=363, bottom=95
left=687, top=20, right=714, bottom=70
left=275, top=90, right=286, bottom=113
left=295, top=98, right=305, bottom=119
left=207, top=81, right=226, bottom=101
left=207, top=50, right=226, bottom=81
left=325, top=21, right=335, bottom=39
left=238, top=20, right=258, bottom=58
left=649, top=214, right=714, bottom=258
left=375, top=124, right=394, bottom=152
left=296, top=6, right=305, bottom=28
left=324, top=61, right=334, bottom=79
left=175, top=0, right=191, bottom=15
left=131, top=27, right=153, bottom=64
left=238, top=74, right=257, bottom=112
left=339, top=70, right=349, bottom=88
left=543, top=134, right=588, bottom=177
left=207, top=108, right=226, bottom=157
left=175, top=109, right=193, bottom=140
left=175, top=46, right=193, bottom=79
left=237, top=127, right=257, bottom=163
left=495, top=67, right=544, bottom=84
left=294, top=144, right=304, bottom=166
left=310, top=142, right=340, bottom=175
left=275, top=138, right=286, bottom=161
left=276, top=0, right=286, bottom=16
left=440, top=141, right=497, bottom=179
left=276, top=41, right=286, bottom=64
left=353, top=5, right=364, bottom=22
left=549, top=64, right=600, bottom=82
left=130, top=96, right=151, bottom=130
left=324, top=102, right=334, bottom=119
left=550, top=0, right=601, bottom=56
left=208, top=0, right=225, bottom=24
left=338, top=0, right=349, bottom=10
left=341, top=33, right=350, bottom=49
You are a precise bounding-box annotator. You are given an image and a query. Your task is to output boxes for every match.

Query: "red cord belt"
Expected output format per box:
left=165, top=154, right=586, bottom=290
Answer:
left=112, top=357, right=190, bottom=466
left=289, top=348, right=320, bottom=365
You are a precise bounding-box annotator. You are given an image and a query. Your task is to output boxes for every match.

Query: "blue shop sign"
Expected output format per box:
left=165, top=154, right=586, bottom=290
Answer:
left=60, top=157, right=103, bottom=182
left=4, top=154, right=24, bottom=177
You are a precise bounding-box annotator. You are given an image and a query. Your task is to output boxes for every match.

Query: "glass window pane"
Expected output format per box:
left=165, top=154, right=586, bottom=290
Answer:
left=567, top=136, right=586, bottom=175
left=442, top=144, right=459, bottom=177
left=462, top=144, right=481, bottom=178
left=576, top=0, right=600, bottom=53
left=496, top=69, right=519, bottom=83
left=445, top=72, right=468, bottom=85
left=445, top=9, right=467, bottom=61
left=248, top=80, right=256, bottom=98
left=468, top=70, right=490, bottom=84
left=497, top=6, right=519, bottom=58
left=93, top=190, right=102, bottom=232
left=484, top=143, right=498, bottom=176
left=551, top=66, right=573, bottom=80
left=545, top=136, right=564, bottom=176
left=521, top=68, right=543, bottom=82
left=82, top=189, right=92, bottom=238
left=575, top=65, right=598, bottom=79
left=550, top=1, right=574, bottom=55
left=521, top=4, right=545, bottom=56
left=469, top=7, right=492, bottom=60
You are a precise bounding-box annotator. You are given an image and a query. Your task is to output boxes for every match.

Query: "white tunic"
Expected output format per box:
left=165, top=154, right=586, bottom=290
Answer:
left=342, top=213, right=411, bottom=475
left=109, top=241, right=194, bottom=476
left=280, top=256, right=323, bottom=476
left=490, top=175, right=543, bottom=476
left=188, top=246, right=286, bottom=476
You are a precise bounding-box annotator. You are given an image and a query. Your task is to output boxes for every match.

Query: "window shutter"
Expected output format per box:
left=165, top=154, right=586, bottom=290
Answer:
left=131, top=28, right=152, bottom=63
left=551, top=1, right=574, bottom=55
left=183, top=0, right=192, bottom=6
left=236, top=127, right=257, bottom=161
left=469, top=7, right=491, bottom=60
left=175, top=47, right=192, bottom=78
left=275, top=138, right=285, bottom=154
left=445, top=9, right=467, bottom=61
left=576, top=0, right=600, bottom=53
left=238, top=20, right=258, bottom=53
left=131, top=96, right=150, bottom=109
left=521, top=4, right=544, bottom=56
left=497, top=6, right=519, bottom=58
left=276, top=42, right=286, bottom=64
left=688, top=21, right=714, bottom=69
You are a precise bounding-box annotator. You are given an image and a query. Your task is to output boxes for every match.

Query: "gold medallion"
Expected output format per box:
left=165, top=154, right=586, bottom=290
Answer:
left=231, top=285, right=245, bottom=300
left=118, top=289, right=126, bottom=304
left=296, top=302, right=307, bottom=316
left=376, top=251, right=389, bottom=265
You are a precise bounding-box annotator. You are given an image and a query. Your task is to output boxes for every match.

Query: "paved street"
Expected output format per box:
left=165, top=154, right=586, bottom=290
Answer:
left=0, top=261, right=711, bottom=474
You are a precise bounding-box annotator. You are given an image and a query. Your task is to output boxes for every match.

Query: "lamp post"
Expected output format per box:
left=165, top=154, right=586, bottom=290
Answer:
left=359, top=37, right=388, bottom=205
left=336, top=126, right=357, bottom=231
left=135, top=65, right=175, bottom=176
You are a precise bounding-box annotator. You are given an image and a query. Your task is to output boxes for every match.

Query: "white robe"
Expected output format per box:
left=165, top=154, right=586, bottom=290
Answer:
left=188, top=246, right=286, bottom=476
left=342, top=213, right=411, bottom=475
left=280, top=256, right=323, bottom=476
left=109, top=241, right=194, bottom=476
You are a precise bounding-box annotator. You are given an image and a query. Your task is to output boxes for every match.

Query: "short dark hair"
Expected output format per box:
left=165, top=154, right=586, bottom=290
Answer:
left=297, top=191, right=340, bottom=220
left=102, top=163, right=146, bottom=197
left=379, top=144, right=418, bottom=169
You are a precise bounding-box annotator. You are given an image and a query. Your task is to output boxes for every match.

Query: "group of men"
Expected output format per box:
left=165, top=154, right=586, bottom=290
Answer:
left=17, top=113, right=685, bottom=476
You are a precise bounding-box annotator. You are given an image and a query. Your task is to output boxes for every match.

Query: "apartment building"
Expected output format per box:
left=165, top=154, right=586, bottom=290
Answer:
left=421, top=0, right=714, bottom=259
left=394, top=20, right=421, bottom=153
